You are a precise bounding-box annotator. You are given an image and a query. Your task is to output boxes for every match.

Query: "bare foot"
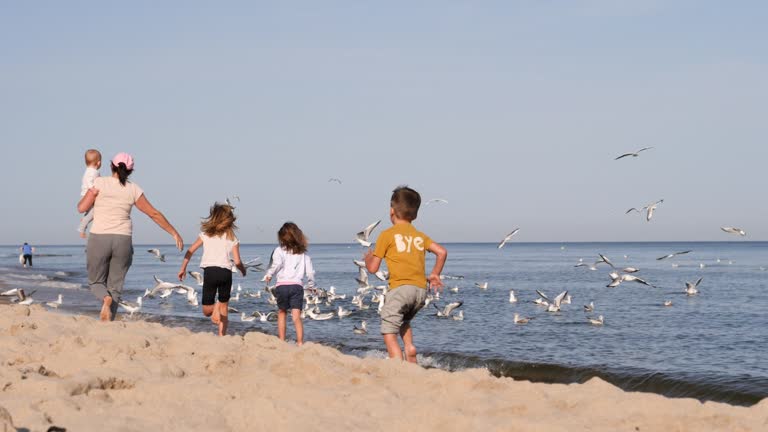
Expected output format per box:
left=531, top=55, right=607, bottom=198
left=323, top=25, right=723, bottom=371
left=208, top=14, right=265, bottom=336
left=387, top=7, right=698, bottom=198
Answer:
left=211, top=303, right=221, bottom=325
left=100, top=296, right=112, bottom=321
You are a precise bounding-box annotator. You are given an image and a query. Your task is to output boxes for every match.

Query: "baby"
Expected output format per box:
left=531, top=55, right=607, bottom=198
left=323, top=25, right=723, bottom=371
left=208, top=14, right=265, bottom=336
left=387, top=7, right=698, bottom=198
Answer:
left=77, top=149, right=102, bottom=238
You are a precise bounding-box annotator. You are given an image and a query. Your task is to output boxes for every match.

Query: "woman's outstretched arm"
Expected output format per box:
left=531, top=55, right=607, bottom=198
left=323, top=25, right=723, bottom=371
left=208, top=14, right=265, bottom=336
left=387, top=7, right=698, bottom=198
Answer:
left=135, top=194, right=184, bottom=250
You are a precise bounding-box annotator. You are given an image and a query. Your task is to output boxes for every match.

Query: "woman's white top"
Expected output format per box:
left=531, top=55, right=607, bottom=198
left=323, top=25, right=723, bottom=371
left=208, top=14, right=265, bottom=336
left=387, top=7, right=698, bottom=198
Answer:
left=264, top=246, right=316, bottom=288
left=199, top=232, right=239, bottom=269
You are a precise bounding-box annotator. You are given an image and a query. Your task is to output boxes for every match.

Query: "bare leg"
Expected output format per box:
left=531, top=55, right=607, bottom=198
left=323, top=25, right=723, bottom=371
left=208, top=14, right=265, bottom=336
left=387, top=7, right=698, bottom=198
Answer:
left=291, top=309, right=304, bottom=346
left=218, top=301, right=229, bottom=336
left=383, top=333, right=403, bottom=360
left=210, top=302, right=221, bottom=325
left=202, top=304, right=215, bottom=317
left=400, top=323, right=418, bottom=363
left=100, top=296, right=112, bottom=322
left=277, top=310, right=287, bottom=341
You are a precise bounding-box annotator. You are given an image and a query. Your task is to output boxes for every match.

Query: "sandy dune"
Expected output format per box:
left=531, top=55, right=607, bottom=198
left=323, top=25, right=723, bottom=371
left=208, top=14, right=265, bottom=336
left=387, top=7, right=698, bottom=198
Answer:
left=0, top=305, right=765, bottom=431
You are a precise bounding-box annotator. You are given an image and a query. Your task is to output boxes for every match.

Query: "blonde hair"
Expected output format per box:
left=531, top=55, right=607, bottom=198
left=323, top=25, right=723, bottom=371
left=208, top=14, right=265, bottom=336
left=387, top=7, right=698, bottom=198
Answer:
left=85, top=149, right=102, bottom=167
left=278, top=222, right=307, bottom=255
left=201, top=203, right=237, bottom=240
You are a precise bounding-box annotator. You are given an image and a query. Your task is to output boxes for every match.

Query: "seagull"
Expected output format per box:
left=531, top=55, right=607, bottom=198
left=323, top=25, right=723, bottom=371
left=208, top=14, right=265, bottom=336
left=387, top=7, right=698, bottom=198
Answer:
left=374, top=270, right=389, bottom=281
left=231, top=292, right=240, bottom=302
left=597, top=254, right=615, bottom=269
left=615, top=147, right=653, bottom=160
left=497, top=229, right=520, bottom=249
left=147, top=249, right=165, bottom=262
left=574, top=262, right=599, bottom=271
left=228, top=306, right=240, bottom=313
left=546, top=291, right=568, bottom=312
left=355, top=220, right=381, bottom=247
left=307, top=308, right=334, bottom=320
left=252, top=311, right=277, bottom=322
left=225, top=195, right=240, bottom=207
left=587, top=315, right=604, bottom=326
left=353, top=321, right=368, bottom=334
left=352, top=259, right=366, bottom=268
left=514, top=313, right=533, bottom=324
left=328, top=178, right=342, bottom=184
left=685, top=277, right=703, bottom=296
left=452, top=310, right=465, bottom=321
left=240, top=312, right=256, bottom=322
left=607, top=273, right=654, bottom=288
left=663, top=300, right=673, bottom=307
left=1, top=288, right=19, bottom=296
left=337, top=306, right=352, bottom=318
left=145, top=276, right=183, bottom=298
left=449, top=286, right=459, bottom=293
left=188, top=271, right=204, bottom=285
left=721, top=227, right=746, bottom=237
left=432, top=301, right=463, bottom=318
left=508, top=290, right=517, bottom=303
left=46, top=294, right=63, bottom=309
left=118, top=296, right=143, bottom=316
left=621, top=267, right=640, bottom=273
left=475, top=282, right=489, bottom=290
left=657, top=250, right=692, bottom=261
left=426, top=198, right=448, bottom=205
left=440, top=274, right=465, bottom=280
left=643, top=199, right=664, bottom=222
left=584, top=302, right=594, bottom=312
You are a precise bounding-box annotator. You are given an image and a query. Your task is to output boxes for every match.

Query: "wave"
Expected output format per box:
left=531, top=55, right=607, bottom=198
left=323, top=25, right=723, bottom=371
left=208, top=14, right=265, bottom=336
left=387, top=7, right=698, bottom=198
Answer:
left=39, top=281, right=84, bottom=289
left=2, top=273, right=50, bottom=281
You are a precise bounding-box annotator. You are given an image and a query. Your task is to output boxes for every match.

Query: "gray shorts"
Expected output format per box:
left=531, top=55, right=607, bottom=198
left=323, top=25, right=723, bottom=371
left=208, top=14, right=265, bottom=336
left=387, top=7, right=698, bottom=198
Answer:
left=380, top=285, right=428, bottom=334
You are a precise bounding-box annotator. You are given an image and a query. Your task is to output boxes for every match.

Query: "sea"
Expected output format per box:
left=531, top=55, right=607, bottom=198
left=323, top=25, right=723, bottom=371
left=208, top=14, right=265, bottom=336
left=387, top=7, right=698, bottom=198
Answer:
left=1, top=242, right=766, bottom=406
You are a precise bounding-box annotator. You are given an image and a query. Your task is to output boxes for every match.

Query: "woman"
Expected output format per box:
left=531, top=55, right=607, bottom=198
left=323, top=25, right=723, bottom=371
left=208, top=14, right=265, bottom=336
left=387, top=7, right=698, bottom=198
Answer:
left=78, top=152, right=183, bottom=321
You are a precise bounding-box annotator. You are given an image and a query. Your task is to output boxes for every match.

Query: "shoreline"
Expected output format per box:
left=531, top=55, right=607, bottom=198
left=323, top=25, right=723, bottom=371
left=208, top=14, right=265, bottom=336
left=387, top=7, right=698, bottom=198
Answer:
left=1, top=305, right=766, bottom=431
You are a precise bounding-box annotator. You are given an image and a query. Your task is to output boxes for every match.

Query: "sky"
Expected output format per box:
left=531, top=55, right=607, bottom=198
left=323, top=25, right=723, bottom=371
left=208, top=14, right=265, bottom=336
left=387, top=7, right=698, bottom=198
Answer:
left=1, top=1, right=766, bottom=245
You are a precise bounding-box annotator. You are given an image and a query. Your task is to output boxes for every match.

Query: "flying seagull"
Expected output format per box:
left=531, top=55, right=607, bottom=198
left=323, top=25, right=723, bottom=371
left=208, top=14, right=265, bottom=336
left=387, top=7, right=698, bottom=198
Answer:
left=643, top=199, right=664, bottom=222
left=426, top=198, right=448, bottom=205
left=657, top=250, right=692, bottom=261
left=355, top=220, right=381, bottom=247
left=497, top=228, right=520, bottom=249
left=328, top=178, right=342, bottom=184
left=615, top=147, right=653, bottom=160
left=684, top=277, right=703, bottom=296
left=147, top=249, right=165, bottom=262
left=721, top=227, right=746, bottom=237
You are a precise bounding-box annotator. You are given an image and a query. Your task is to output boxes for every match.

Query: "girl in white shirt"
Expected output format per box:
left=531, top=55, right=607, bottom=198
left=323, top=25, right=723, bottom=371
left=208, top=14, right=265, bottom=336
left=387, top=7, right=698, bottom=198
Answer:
left=264, top=222, right=316, bottom=346
left=178, top=203, right=246, bottom=336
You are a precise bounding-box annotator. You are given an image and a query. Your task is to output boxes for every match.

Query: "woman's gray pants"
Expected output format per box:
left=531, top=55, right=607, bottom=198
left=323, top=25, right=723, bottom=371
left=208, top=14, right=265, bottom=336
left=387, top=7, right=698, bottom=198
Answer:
left=87, top=233, right=133, bottom=306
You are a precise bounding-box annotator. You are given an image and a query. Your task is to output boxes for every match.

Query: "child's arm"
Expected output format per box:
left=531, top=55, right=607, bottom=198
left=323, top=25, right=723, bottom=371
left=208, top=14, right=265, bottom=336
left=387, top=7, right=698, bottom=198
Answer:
left=263, top=248, right=283, bottom=283
left=232, top=243, right=246, bottom=277
left=364, top=248, right=381, bottom=273
left=177, top=237, right=203, bottom=281
left=77, top=188, right=99, bottom=213
left=426, top=242, right=448, bottom=292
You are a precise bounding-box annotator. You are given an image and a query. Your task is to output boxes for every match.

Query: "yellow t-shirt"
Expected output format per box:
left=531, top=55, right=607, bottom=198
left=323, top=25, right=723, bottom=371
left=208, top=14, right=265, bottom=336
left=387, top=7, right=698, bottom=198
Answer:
left=373, top=223, right=433, bottom=290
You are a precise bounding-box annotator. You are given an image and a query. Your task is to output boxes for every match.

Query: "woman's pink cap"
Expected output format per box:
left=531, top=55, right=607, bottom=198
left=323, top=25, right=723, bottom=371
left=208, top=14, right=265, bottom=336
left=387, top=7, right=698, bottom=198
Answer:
left=112, top=152, right=134, bottom=170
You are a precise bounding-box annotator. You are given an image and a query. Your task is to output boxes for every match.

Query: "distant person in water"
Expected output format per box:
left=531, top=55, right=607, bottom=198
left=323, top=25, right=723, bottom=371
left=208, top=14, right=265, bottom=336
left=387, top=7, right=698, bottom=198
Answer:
left=77, top=149, right=102, bottom=238
left=78, top=152, right=184, bottom=321
left=178, top=203, right=246, bottom=336
left=20, top=242, right=34, bottom=268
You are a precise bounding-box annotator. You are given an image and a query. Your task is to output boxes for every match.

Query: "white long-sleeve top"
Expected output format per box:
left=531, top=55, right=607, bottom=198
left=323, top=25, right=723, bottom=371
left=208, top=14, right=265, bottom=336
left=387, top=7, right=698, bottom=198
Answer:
left=80, top=167, right=100, bottom=197
left=264, top=246, right=316, bottom=288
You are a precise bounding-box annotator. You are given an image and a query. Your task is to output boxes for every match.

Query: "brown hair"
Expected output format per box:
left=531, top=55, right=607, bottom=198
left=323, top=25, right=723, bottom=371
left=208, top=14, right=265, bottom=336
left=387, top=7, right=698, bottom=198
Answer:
left=278, top=222, right=307, bottom=255
left=201, top=203, right=237, bottom=240
left=390, top=185, right=421, bottom=221
left=85, top=149, right=101, bottom=166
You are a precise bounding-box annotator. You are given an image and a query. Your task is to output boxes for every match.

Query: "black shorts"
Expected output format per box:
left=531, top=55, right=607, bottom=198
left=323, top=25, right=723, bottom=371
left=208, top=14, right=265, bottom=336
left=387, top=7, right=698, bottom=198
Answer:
left=202, top=266, right=232, bottom=305
left=275, top=284, right=304, bottom=311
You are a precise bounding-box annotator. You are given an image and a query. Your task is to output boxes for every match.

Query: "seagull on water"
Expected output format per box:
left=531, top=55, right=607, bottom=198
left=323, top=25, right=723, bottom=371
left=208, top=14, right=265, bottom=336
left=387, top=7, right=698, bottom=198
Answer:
left=353, top=321, right=368, bottom=334
left=514, top=313, right=533, bottom=324
left=432, top=301, right=463, bottom=318
left=475, top=282, right=489, bottom=290
left=657, top=250, right=692, bottom=261
left=452, top=310, right=465, bottom=321
left=721, top=227, right=746, bottom=237
left=663, top=300, right=673, bottom=307
left=46, top=294, right=63, bottom=309
left=252, top=311, right=277, bottom=322
left=355, top=220, right=381, bottom=247
left=684, top=277, right=703, bottom=296
left=240, top=312, right=256, bottom=322
left=147, top=249, right=165, bottom=262
left=337, top=306, right=352, bottom=318
left=587, top=315, right=604, bottom=326
left=449, top=286, right=459, bottom=293
left=615, top=147, right=653, bottom=160
left=307, top=308, right=334, bottom=320
left=584, top=302, right=594, bottom=312
left=497, top=229, right=520, bottom=249
left=508, top=290, right=517, bottom=303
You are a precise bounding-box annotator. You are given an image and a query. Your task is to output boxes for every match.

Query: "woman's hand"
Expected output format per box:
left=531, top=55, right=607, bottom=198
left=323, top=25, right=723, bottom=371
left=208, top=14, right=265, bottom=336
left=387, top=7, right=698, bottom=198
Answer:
left=173, top=233, right=184, bottom=251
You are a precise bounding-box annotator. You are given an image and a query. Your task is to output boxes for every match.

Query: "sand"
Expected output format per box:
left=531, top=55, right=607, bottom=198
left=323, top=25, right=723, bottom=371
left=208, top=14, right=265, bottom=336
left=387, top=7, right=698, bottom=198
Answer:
left=0, top=305, right=766, bottom=432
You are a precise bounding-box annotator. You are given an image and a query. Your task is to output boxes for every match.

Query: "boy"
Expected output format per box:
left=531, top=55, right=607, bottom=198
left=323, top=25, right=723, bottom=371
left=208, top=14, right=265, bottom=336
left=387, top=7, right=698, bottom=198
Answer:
left=364, top=186, right=448, bottom=363
left=78, top=149, right=102, bottom=238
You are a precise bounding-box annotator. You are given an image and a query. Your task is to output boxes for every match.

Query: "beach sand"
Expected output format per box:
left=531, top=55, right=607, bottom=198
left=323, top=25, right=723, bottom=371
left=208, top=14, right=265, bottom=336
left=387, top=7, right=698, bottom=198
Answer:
left=1, top=305, right=766, bottom=432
